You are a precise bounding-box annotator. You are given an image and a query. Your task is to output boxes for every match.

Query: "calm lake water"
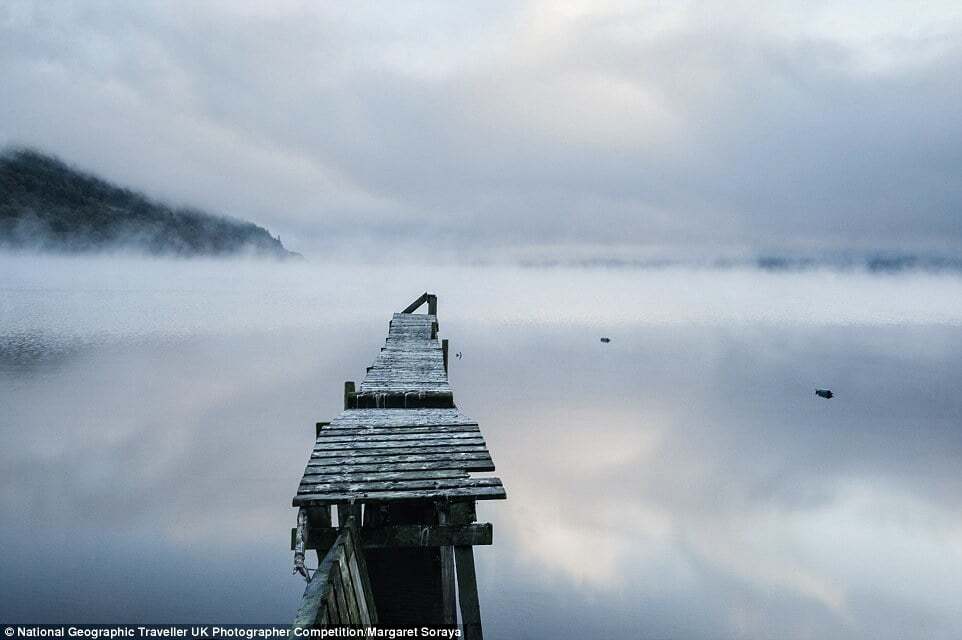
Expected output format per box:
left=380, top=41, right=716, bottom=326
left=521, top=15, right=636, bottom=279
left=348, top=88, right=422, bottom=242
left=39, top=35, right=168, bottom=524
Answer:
left=2, top=254, right=962, bottom=639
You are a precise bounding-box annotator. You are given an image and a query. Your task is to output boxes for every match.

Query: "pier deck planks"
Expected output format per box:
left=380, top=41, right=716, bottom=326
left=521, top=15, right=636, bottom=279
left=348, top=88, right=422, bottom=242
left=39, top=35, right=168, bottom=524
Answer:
left=292, top=311, right=504, bottom=508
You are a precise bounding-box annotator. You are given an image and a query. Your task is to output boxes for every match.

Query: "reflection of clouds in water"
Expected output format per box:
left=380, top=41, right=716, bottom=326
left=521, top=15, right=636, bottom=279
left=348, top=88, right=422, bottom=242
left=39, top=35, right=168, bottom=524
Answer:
left=2, top=257, right=962, bottom=636
left=0, top=331, right=360, bottom=539
left=459, top=320, right=962, bottom=637
left=501, top=407, right=666, bottom=584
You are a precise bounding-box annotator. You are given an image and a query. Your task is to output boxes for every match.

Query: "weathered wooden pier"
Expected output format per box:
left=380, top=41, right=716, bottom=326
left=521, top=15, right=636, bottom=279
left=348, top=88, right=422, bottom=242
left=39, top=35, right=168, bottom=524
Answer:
left=291, top=293, right=506, bottom=637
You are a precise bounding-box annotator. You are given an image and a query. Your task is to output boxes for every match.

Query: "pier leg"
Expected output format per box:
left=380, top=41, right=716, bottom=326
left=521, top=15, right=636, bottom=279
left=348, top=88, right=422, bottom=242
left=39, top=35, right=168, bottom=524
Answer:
left=454, top=546, right=482, bottom=640
left=442, top=339, right=449, bottom=374
left=307, top=507, right=332, bottom=562
left=438, top=505, right=457, bottom=626
left=337, top=504, right=362, bottom=528
left=344, top=381, right=355, bottom=410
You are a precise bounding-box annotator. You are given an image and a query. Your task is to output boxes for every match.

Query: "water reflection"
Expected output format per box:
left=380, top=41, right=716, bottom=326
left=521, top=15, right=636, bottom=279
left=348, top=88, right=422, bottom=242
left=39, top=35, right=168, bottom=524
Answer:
left=1, top=255, right=961, bottom=638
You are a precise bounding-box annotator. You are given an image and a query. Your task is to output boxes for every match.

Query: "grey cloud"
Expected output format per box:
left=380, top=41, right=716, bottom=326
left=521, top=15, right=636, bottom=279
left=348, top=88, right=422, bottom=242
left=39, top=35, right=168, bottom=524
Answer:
left=2, top=2, right=961, bottom=256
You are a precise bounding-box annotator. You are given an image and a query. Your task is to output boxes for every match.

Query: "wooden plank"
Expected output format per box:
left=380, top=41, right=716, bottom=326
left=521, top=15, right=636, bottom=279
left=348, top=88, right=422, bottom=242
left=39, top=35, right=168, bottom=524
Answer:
left=295, top=524, right=493, bottom=550
left=293, top=483, right=506, bottom=507
left=300, top=469, right=467, bottom=484
left=298, top=476, right=503, bottom=495
left=366, top=360, right=444, bottom=367
left=330, top=556, right=351, bottom=627
left=325, top=586, right=340, bottom=625
left=348, top=548, right=372, bottom=626
left=315, top=430, right=482, bottom=445
left=401, top=293, right=430, bottom=313
left=365, top=364, right=445, bottom=370
left=314, top=437, right=485, bottom=452
left=335, top=545, right=361, bottom=627
left=455, top=545, right=483, bottom=640
left=364, top=364, right=445, bottom=371
left=355, top=386, right=451, bottom=394
left=327, top=409, right=476, bottom=428
left=359, top=377, right=449, bottom=385
left=368, top=362, right=443, bottom=369
left=368, top=355, right=444, bottom=363
left=361, top=379, right=449, bottom=386
left=317, top=425, right=479, bottom=437
left=343, top=530, right=373, bottom=627
left=354, top=389, right=453, bottom=399
left=307, top=450, right=492, bottom=466
left=361, top=378, right=449, bottom=386
left=305, top=458, right=495, bottom=475
left=310, top=445, right=490, bottom=460
left=352, top=391, right=455, bottom=409
left=349, top=531, right=379, bottom=625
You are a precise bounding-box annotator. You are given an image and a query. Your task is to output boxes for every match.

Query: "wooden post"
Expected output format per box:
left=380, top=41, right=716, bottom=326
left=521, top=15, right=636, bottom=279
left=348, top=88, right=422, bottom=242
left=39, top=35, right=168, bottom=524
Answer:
left=315, top=421, right=330, bottom=438
left=455, top=545, right=483, bottom=640
left=437, top=504, right=457, bottom=626
left=344, top=381, right=355, bottom=410
left=293, top=508, right=309, bottom=580
left=337, top=503, right=362, bottom=528
left=307, top=507, right=332, bottom=562
left=427, top=295, right=437, bottom=316
left=442, top=339, right=449, bottom=374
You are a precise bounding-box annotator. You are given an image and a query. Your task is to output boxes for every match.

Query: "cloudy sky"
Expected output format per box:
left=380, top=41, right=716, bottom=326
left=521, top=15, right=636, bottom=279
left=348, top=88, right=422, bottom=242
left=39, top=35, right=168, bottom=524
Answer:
left=2, top=1, right=961, bottom=258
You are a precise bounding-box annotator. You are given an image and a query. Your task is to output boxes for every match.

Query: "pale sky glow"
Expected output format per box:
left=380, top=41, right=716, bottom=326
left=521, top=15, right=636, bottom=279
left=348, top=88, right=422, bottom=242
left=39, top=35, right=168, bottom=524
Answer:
left=2, top=1, right=961, bottom=257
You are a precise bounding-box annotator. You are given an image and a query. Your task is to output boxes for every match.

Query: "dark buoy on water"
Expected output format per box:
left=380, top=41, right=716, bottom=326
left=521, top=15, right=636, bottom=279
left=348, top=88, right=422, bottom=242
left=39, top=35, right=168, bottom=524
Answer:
left=600, top=337, right=611, bottom=343
left=815, top=388, right=833, bottom=399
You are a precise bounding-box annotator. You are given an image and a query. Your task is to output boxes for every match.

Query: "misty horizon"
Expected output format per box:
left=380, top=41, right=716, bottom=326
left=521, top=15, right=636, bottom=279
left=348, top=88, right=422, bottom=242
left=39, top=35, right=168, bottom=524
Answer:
left=5, top=144, right=962, bottom=270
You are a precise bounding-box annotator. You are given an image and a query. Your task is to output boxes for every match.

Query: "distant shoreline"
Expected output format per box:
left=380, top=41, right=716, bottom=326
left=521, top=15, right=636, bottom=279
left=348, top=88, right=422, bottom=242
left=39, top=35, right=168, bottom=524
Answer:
left=0, top=148, right=300, bottom=260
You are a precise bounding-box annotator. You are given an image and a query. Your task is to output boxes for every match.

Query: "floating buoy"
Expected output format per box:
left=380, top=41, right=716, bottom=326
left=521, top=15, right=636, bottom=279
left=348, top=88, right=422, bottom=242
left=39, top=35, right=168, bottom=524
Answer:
left=600, top=337, right=611, bottom=343
left=815, top=389, right=833, bottom=399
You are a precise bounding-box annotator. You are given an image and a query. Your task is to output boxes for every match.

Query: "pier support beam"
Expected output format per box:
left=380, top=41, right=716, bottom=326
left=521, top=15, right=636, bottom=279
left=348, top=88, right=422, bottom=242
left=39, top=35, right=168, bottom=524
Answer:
left=455, top=546, right=482, bottom=640
left=438, top=505, right=457, bottom=626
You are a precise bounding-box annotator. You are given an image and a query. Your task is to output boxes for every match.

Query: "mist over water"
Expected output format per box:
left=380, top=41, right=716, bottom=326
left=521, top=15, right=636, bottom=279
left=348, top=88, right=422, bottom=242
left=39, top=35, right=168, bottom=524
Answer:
left=2, top=254, right=962, bottom=638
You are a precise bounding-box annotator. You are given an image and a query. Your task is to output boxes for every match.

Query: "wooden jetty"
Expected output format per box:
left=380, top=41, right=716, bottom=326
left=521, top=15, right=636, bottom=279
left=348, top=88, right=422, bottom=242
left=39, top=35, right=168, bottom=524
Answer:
left=291, top=293, right=506, bottom=637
